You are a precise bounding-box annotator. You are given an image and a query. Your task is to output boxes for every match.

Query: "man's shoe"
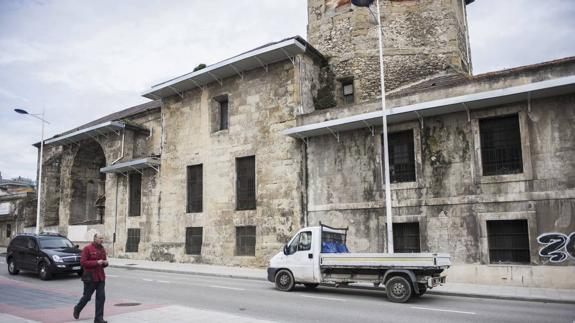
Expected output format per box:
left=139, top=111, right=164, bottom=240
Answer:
left=73, top=307, right=80, bottom=320
left=94, top=319, right=107, bottom=323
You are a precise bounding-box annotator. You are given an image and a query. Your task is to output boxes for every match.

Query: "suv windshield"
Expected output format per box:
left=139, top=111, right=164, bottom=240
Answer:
left=38, top=237, right=74, bottom=249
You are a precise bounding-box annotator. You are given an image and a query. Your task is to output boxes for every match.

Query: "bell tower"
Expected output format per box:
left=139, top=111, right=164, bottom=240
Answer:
left=307, top=0, right=474, bottom=104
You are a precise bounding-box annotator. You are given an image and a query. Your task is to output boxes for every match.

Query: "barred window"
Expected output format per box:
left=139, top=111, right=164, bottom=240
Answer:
left=6, top=224, right=11, bottom=238
left=487, top=220, right=530, bottom=264
left=236, top=226, right=256, bottom=256
left=128, top=173, right=142, bottom=217
left=219, top=97, right=229, bottom=130
left=185, top=227, right=203, bottom=255
left=385, top=130, right=416, bottom=183
left=341, top=79, right=354, bottom=105
left=187, top=165, right=203, bottom=213
left=236, top=156, right=256, bottom=210
left=126, top=228, right=140, bottom=253
left=479, top=115, right=523, bottom=176
left=393, top=222, right=420, bottom=253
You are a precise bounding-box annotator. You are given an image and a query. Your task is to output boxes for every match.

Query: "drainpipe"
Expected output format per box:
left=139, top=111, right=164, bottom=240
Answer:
left=112, top=174, right=119, bottom=257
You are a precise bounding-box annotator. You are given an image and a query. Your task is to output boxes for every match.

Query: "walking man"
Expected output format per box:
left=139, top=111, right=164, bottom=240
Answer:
left=74, top=232, right=108, bottom=323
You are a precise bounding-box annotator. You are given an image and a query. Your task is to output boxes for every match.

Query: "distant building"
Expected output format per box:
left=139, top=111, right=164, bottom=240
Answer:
left=0, top=172, right=36, bottom=246
left=36, top=0, right=574, bottom=288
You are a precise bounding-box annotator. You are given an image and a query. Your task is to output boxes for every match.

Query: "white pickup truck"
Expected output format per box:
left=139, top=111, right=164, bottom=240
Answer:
left=267, top=223, right=450, bottom=303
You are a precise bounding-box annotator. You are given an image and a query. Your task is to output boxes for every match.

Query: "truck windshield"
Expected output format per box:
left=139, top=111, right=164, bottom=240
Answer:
left=39, top=237, right=74, bottom=249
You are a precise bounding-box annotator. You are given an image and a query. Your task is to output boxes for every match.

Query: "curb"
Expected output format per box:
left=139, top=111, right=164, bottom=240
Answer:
left=109, top=263, right=575, bottom=305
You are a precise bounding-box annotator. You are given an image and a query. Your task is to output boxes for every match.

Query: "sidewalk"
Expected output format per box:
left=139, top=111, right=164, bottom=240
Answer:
left=108, top=257, right=575, bottom=305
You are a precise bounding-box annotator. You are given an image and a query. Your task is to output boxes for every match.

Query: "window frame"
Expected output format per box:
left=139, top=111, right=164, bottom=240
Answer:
left=340, top=78, right=354, bottom=105
left=386, top=129, right=416, bottom=183
left=380, top=121, right=422, bottom=190
left=471, top=106, right=533, bottom=184
left=235, top=226, right=256, bottom=256
left=479, top=114, right=524, bottom=176
left=486, top=219, right=531, bottom=264
left=128, top=173, right=142, bottom=217
left=236, top=156, right=256, bottom=211
left=125, top=228, right=141, bottom=253
left=186, top=164, right=203, bottom=213
left=185, top=227, right=203, bottom=255
left=392, top=222, right=421, bottom=253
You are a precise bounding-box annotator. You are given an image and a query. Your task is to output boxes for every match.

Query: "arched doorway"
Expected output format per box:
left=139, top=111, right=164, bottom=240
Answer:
left=69, top=141, right=106, bottom=225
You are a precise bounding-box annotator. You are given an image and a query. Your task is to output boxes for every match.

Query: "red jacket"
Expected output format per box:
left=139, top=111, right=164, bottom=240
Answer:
left=80, top=242, right=108, bottom=282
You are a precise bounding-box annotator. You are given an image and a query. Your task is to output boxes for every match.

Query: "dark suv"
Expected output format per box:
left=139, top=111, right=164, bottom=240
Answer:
left=6, top=233, right=82, bottom=280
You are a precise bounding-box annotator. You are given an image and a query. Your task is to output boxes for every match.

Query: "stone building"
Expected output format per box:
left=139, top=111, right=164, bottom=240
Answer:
left=0, top=175, right=36, bottom=246
left=35, top=0, right=574, bottom=287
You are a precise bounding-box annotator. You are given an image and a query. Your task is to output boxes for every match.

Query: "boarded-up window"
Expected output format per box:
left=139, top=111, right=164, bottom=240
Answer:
left=386, top=130, right=416, bottom=183
left=129, top=173, right=141, bottom=217
left=480, top=115, right=523, bottom=176
left=236, top=226, right=256, bottom=256
left=126, top=228, right=140, bottom=253
left=236, top=156, right=256, bottom=210
left=393, top=222, right=420, bottom=253
left=187, top=165, right=203, bottom=213
left=185, top=227, right=203, bottom=255
left=487, top=220, right=530, bottom=264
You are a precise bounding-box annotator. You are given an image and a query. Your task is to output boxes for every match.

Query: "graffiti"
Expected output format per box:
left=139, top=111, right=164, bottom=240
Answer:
left=537, top=232, right=575, bottom=263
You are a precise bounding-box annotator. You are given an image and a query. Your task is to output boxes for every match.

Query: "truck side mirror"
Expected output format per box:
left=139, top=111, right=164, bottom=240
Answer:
left=283, top=244, right=289, bottom=255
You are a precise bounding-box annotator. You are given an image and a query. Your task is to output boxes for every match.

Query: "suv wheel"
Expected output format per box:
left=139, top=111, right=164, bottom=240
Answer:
left=7, top=258, right=19, bottom=275
left=39, top=262, right=52, bottom=281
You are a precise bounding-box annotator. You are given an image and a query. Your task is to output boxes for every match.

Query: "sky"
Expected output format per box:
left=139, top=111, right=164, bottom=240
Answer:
left=1, top=0, right=574, bottom=181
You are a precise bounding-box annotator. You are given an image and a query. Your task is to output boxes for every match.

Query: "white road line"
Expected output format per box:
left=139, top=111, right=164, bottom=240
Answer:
left=300, top=295, right=346, bottom=302
left=107, top=274, right=119, bottom=278
left=157, top=280, right=170, bottom=284
left=142, top=278, right=154, bottom=282
left=209, top=285, right=245, bottom=291
left=411, top=306, right=476, bottom=315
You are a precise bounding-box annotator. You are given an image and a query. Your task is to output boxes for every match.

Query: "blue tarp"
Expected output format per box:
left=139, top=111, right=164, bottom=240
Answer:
left=322, top=241, right=349, bottom=253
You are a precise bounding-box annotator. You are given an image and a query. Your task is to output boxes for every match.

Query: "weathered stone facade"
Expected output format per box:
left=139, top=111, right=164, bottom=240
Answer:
left=31, top=0, right=574, bottom=288
left=307, top=0, right=472, bottom=105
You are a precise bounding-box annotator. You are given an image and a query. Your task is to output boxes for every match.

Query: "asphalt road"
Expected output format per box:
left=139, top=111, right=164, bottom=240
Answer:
left=0, top=257, right=574, bottom=323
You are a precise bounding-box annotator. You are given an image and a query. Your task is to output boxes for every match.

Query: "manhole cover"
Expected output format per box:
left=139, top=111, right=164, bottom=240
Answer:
left=125, top=264, right=138, bottom=266
left=114, top=302, right=141, bottom=307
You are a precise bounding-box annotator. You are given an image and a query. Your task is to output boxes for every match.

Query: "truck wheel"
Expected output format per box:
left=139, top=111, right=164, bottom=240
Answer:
left=7, top=258, right=19, bottom=275
left=39, top=262, right=52, bottom=281
left=304, top=283, right=319, bottom=289
left=275, top=269, right=295, bottom=292
left=385, top=276, right=412, bottom=303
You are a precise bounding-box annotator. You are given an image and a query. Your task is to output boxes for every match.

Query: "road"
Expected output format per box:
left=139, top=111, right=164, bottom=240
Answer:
left=0, top=257, right=574, bottom=323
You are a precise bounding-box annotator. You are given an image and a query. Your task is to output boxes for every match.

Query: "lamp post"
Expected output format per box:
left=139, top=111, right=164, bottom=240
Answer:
left=352, top=0, right=394, bottom=253
left=14, top=108, right=50, bottom=235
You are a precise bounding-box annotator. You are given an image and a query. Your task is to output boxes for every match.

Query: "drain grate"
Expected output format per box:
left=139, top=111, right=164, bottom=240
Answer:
left=114, top=302, right=141, bottom=307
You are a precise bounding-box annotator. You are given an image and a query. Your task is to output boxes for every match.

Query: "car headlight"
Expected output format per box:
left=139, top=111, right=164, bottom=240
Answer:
left=52, top=255, right=63, bottom=262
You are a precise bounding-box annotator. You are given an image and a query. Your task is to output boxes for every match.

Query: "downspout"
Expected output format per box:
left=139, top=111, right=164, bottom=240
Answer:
left=111, top=129, right=124, bottom=257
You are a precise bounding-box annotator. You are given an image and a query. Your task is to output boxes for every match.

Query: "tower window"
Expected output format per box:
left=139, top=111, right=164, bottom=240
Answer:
left=341, top=79, right=354, bottom=104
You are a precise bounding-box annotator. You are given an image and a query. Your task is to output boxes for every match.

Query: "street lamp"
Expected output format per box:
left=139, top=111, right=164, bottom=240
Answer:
left=352, top=0, right=394, bottom=253
left=14, top=108, right=50, bottom=235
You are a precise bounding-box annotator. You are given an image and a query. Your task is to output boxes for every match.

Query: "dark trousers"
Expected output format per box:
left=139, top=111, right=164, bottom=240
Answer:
left=75, top=281, right=106, bottom=320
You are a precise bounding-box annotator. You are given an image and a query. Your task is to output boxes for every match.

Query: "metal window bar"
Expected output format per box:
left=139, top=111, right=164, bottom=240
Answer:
left=128, top=173, right=142, bottom=217
left=185, top=227, right=203, bottom=255
left=187, top=165, right=203, bottom=213
left=236, top=156, right=256, bottom=210
left=392, top=222, right=420, bottom=253
left=236, top=226, right=256, bottom=256
left=480, top=115, right=523, bottom=176
left=125, top=228, right=140, bottom=253
left=386, top=130, right=416, bottom=183
left=487, top=220, right=530, bottom=264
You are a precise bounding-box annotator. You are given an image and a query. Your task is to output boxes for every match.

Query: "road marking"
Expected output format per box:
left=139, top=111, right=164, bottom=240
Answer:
left=142, top=278, right=154, bottom=282
left=300, top=295, right=346, bottom=302
left=107, top=274, right=119, bottom=278
left=209, top=285, right=245, bottom=291
left=157, top=280, right=170, bottom=284
left=411, top=306, right=476, bottom=315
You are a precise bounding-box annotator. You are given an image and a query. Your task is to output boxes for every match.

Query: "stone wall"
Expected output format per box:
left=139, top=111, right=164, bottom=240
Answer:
left=307, top=0, right=472, bottom=104
left=304, top=92, right=575, bottom=276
